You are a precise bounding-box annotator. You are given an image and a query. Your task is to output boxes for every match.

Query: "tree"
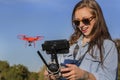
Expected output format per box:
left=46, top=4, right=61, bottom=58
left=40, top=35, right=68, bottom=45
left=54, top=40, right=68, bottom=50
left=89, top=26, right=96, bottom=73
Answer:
left=0, top=60, right=39, bottom=80
left=114, top=39, right=120, bottom=80
left=38, top=65, right=46, bottom=80
left=114, top=39, right=120, bottom=62
left=0, top=63, right=29, bottom=80
left=0, top=60, right=10, bottom=80
left=28, top=72, right=39, bottom=80
left=9, top=64, right=29, bottom=80
left=0, top=60, right=9, bottom=72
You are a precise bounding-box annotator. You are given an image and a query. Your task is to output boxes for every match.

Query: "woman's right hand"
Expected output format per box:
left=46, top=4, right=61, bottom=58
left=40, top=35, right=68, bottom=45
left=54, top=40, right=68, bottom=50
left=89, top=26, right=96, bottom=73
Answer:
left=44, top=70, right=56, bottom=80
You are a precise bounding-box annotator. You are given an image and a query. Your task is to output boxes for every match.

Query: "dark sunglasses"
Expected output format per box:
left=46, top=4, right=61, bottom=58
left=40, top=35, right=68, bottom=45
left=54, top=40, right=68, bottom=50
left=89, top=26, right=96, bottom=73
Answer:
left=73, top=16, right=95, bottom=27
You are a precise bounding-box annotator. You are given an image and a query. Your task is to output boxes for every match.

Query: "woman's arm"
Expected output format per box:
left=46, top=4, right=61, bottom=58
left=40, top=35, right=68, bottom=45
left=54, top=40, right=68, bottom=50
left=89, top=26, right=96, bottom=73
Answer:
left=61, top=64, right=96, bottom=80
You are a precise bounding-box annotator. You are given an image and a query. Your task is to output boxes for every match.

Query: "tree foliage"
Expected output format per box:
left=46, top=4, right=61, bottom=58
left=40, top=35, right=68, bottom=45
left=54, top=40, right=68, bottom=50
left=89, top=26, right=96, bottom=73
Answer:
left=38, top=65, right=46, bottom=80
left=114, top=39, right=120, bottom=61
left=0, top=60, right=38, bottom=80
left=114, top=39, right=120, bottom=80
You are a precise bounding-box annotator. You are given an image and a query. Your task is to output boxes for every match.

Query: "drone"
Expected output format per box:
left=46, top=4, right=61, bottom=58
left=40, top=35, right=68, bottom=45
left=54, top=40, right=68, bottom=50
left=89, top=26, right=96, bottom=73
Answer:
left=18, top=34, right=44, bottom=47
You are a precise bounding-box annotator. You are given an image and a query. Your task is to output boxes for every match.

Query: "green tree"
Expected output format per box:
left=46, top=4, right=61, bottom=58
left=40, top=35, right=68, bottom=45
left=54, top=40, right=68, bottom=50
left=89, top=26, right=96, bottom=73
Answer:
left=0, top=60, right=10, bottom=80
left=118, top=63, right=120, bottom=80
left=114, top=39, right=120, bottom=80
left=114, top=39, right=120, bottom=60
left=0, top=60, right=9, bottom=72
left=28, top=72, right=38, bottom=80
left=0, top=60, right=39, bottom=80
left=38, top=65, right=46, bottom=80
left=5, top=64, right=29, bottom=80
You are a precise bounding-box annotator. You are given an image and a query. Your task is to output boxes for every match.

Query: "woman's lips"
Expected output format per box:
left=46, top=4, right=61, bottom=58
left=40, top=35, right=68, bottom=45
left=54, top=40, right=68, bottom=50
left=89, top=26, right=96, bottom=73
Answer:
left=81, top=27, right=88, bottom=33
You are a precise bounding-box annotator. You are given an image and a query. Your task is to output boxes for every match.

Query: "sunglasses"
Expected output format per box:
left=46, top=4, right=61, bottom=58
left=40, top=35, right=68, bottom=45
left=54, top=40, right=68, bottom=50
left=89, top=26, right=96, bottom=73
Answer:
left=73, top=16, right=95, bottom=27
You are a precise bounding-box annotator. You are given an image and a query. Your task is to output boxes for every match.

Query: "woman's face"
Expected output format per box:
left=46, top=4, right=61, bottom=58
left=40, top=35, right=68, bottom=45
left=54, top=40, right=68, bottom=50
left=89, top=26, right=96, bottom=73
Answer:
left=74, top=7, right=95, bottom=38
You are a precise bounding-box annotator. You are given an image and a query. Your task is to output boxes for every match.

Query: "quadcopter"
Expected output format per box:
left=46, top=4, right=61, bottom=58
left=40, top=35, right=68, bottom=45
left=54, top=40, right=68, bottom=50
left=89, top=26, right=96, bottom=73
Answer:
left=18, top=34, right=44, bottom=47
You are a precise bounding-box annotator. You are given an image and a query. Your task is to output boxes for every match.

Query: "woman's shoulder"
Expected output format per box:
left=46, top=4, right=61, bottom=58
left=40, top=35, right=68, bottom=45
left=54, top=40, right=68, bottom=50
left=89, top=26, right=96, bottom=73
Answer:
left=103, top=39, right=116, bottom=47
left=103, top=39, right=117, bottom=53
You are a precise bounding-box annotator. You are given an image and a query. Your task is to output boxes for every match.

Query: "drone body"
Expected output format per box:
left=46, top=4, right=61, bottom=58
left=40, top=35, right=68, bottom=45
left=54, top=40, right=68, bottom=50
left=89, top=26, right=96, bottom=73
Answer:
left=18, top=34, right=43, bottom=47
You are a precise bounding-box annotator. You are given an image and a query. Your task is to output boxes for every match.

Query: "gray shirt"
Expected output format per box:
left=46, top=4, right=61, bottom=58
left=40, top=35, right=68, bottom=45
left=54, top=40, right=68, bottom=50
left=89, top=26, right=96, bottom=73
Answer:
left=59, top=36, right=118, bottom=80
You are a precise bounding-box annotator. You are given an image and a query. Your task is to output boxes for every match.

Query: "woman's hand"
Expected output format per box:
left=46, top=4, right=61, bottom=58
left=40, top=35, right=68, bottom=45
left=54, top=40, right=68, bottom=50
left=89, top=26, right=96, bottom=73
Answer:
left=60, top=64, right=86, bottom=80
left=44, top=70, right=49, bottom=80
left=44, top=70, right=56, bottom=80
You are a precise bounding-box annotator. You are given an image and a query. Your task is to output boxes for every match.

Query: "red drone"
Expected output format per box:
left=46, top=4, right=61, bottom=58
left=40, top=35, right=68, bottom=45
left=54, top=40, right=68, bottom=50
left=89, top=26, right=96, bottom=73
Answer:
left=18, top=34, right=44, bottom=47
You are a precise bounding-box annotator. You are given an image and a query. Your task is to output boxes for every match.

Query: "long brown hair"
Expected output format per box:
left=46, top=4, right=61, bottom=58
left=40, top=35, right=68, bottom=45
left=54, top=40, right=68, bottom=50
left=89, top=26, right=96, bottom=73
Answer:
left=69, top=0, right=111, bottom=64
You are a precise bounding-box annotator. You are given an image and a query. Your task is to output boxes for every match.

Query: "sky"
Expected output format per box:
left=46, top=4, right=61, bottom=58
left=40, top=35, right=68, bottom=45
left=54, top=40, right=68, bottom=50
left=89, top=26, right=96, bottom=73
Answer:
left=0, top=0, right=120, bottom=72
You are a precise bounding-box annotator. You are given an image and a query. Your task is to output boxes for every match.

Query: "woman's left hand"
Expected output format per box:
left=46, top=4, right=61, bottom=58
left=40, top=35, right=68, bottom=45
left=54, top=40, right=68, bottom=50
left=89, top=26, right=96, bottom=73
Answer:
left=60, top=64, right=84, bottom=80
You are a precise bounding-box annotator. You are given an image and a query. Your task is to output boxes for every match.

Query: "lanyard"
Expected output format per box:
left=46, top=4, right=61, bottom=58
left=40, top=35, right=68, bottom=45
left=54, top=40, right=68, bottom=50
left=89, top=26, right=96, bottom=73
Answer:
left=73, top=43, right=87, bottom=66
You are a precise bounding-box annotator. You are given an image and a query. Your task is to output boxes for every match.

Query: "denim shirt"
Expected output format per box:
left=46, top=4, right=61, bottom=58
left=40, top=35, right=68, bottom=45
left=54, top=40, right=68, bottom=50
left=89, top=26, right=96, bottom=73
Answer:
left=58, top=36, right=118, bottom=80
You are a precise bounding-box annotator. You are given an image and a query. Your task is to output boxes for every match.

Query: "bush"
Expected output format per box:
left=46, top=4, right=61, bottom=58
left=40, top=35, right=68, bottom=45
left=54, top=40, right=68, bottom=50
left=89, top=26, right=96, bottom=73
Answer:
left=118, top=63, right=120, bottom=80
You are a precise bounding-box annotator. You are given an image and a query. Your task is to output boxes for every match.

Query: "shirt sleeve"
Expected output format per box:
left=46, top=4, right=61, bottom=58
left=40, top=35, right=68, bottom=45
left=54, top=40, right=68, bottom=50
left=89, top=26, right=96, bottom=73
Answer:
left=92, top=40, right=118, bottom=80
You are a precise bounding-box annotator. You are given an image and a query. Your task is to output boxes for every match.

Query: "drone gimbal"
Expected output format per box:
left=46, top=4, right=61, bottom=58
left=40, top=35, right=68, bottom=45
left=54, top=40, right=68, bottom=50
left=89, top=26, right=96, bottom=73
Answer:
left=37, top=39, right=69, bottom=78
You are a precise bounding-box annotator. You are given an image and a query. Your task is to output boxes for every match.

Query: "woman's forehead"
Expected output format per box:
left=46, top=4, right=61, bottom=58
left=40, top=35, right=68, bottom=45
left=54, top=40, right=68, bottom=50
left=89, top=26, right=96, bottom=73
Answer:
left=74, top=7, right=93, bottom=18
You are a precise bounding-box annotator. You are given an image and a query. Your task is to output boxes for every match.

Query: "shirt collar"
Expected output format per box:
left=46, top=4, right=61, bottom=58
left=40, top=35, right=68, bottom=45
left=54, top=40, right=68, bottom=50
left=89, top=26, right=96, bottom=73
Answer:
left=77, top=35, right=89, bottom=47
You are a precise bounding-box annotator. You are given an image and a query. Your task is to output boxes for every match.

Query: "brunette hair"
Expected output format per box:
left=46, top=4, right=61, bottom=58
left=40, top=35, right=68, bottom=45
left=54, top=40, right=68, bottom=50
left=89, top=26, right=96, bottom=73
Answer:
left=69, top=0, right=111, bottom=64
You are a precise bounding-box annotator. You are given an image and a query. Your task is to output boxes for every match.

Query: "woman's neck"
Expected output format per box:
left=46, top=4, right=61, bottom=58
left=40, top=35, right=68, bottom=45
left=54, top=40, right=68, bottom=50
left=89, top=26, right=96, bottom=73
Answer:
left=82, top=36, right=91, bottom=46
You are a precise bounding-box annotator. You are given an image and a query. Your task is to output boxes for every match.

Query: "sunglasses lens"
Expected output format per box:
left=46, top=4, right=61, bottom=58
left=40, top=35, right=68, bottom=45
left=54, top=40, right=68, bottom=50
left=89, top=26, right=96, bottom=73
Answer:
left=73, top=17, right=93, bottom=27
left=82, top=19, right=90, bottom=25
left=73, top=20, right=80, bottom=27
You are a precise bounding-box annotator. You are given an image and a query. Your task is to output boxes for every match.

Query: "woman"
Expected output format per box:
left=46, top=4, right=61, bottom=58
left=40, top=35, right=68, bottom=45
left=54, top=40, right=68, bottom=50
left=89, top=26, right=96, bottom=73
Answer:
left=44, top=0, right=118, bottom=80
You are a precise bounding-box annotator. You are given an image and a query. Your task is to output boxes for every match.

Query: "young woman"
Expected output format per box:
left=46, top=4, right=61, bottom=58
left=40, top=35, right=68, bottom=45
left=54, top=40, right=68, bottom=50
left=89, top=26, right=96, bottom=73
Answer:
left=44, top=0, right=118, bottom=80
